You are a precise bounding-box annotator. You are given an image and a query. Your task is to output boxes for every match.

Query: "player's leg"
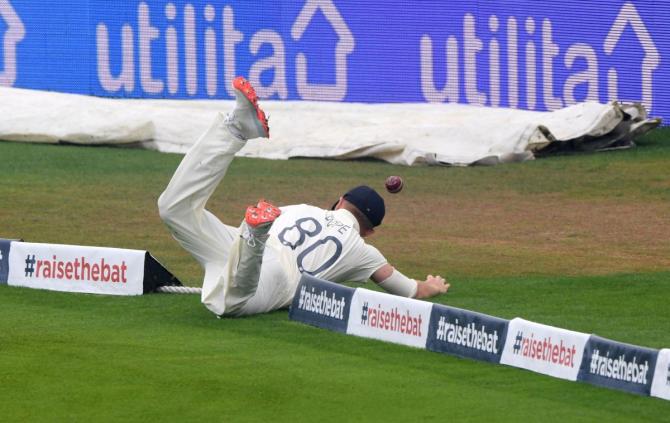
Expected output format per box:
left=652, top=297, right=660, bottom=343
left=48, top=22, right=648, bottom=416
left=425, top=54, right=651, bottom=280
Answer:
left=157, top=114, right=243, bottom=267
left=157, top=76, right=269, bottom=267
left=158, top=77, right=271, bottom=316
left=223, top=200, right=282, bottom=315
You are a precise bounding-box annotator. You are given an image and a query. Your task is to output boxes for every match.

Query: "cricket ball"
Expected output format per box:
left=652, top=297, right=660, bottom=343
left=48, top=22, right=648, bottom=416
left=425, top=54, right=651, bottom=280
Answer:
left=385, top=175, right=404, bottom=194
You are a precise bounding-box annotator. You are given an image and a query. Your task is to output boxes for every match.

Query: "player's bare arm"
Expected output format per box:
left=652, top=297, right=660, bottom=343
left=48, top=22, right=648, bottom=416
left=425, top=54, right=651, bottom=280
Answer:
left=371, top=263, right=449, bottom=299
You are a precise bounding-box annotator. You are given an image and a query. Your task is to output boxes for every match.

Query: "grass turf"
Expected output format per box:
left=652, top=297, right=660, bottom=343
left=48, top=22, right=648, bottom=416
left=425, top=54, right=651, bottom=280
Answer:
left=1, top=129, right=669, bottom=421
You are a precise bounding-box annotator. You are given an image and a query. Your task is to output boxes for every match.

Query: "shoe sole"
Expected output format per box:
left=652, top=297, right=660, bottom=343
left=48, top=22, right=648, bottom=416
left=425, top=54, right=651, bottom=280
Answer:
left=232, top=76, right=269, bottom=138
left=246, top=201, right=281, bottom=227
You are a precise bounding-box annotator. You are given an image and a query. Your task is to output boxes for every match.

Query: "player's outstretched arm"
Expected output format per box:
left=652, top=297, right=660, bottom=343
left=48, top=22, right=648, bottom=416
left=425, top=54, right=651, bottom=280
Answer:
left=371, top=264, right=449, bottom=299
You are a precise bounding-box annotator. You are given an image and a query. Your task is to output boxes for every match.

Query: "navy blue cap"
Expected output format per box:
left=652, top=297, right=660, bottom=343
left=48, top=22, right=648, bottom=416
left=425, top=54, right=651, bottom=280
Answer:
left=342, top=185, right=385, bottom=227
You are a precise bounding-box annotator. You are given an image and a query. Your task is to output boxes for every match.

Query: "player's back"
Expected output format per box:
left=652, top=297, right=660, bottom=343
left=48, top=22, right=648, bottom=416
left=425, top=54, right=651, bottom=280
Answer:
left=268, top=204, right=386, bottom=284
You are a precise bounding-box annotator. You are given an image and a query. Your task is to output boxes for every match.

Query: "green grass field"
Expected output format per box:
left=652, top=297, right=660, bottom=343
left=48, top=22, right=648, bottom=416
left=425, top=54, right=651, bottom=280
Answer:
left=1, top=130, right=669, bottom=422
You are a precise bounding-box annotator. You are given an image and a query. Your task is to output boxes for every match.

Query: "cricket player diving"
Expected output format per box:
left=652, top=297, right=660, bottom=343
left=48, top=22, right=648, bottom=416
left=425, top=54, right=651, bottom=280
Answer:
left=158, top=77, right=449, bottom=317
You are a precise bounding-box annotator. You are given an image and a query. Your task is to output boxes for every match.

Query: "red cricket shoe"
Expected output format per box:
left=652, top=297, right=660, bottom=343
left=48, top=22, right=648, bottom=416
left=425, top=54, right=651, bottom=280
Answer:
left=232, top=76, right=270, bottom=138
left=245, top=200, right=281, bottom=228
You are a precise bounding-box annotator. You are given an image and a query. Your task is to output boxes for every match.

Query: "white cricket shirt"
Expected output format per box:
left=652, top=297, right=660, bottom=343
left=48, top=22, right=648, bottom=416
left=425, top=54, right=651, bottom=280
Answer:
left=268, top=204, right=387, bottom=284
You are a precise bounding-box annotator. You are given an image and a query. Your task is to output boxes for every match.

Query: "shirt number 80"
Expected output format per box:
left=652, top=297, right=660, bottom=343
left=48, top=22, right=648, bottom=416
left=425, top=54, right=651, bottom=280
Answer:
left=278, top=217, right=343, bottom=275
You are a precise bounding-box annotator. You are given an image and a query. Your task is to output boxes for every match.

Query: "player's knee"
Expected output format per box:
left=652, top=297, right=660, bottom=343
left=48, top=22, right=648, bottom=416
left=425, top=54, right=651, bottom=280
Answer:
left=157, top=192, right=176, bottom=224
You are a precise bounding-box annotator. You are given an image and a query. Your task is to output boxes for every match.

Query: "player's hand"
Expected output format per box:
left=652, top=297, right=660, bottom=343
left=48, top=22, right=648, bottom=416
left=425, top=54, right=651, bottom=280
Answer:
left=415, top=275, right=450, bottom=299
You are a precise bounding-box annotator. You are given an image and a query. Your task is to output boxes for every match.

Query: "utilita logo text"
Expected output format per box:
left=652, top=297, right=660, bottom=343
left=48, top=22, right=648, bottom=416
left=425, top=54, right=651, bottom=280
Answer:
left=588, top=349, right=650, bottom=385
left=297, top=285, right=346, bottom=320
left=361, top=302, right=423, bottom=337
left=25, top=254, right=128, bottom=283
left=512, top=331, right=577, bottom=367
left=96, top=0, right=353, bottom=100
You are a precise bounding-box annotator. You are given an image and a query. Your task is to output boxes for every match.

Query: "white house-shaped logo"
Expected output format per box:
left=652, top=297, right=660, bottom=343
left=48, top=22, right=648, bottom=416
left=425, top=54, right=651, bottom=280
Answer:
left=0, top=0, right=24, bottom=86
left=291, top=0, right=354, bottom=101
left=604, top=2, right=659, bottom=109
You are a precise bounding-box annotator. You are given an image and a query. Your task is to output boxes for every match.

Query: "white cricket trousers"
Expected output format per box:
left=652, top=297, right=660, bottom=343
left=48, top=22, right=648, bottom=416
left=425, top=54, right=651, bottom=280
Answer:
left=157, top=113, right=287, bottom=316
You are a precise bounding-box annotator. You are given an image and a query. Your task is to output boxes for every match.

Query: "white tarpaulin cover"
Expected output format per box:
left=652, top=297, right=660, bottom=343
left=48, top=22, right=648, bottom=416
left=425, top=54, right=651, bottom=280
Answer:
left=0, top=86, right=660, bottom=166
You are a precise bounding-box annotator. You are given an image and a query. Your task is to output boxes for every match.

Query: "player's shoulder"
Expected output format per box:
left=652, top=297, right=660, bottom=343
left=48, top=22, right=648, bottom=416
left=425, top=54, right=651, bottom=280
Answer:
left=276, top=203, right=327, bottom=223
left=280, top=203, right=324, bottom=215
left=278, top=204, right=362, bottom=238
left=281, top=203, right=320, bottom=211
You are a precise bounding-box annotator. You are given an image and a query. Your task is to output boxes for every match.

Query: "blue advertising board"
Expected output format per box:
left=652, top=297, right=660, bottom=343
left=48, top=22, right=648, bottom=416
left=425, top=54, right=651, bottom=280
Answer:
left=578, top=335, right=658, bottom=396
left=1, top=1, right=668, bottom=120
left=0, top=239, right=11, bottom=284
left=426, top=304, right=508, bottom=363
left=289, top=274, right=354, bottom=333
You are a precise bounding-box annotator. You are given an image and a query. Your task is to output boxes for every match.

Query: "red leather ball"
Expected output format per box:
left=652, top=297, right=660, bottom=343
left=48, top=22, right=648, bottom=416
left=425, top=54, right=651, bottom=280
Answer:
left=385, top=176, right=404, bottom=194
